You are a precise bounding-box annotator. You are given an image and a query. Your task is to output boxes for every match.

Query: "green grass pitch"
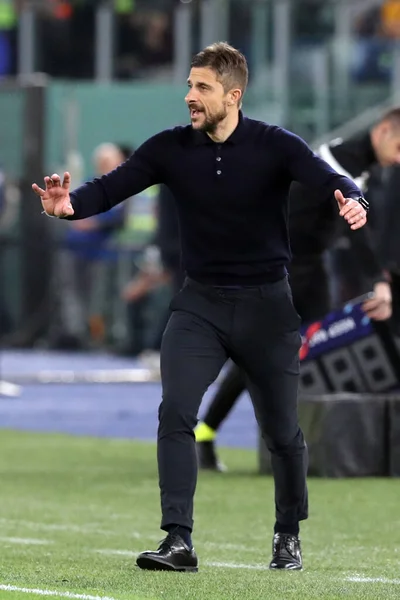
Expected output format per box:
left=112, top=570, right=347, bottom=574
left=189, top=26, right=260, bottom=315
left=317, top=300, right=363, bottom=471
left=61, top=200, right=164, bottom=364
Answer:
left=0, top=430, right=399, bottom=600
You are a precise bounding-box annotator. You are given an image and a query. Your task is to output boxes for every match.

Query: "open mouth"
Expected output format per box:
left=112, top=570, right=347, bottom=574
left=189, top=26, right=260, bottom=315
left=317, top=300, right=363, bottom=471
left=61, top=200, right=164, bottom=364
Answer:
left=190, top=108, right=203, bottom=118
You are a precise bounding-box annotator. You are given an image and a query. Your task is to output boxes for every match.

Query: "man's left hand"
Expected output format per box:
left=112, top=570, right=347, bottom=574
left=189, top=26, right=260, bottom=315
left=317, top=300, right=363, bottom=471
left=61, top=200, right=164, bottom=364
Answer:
left=335, top=189, right=367, bottom=230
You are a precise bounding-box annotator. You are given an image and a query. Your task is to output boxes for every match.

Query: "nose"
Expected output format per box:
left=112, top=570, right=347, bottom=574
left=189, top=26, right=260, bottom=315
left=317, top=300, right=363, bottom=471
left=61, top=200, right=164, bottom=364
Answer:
left=185, top=88, right=197, bottom=104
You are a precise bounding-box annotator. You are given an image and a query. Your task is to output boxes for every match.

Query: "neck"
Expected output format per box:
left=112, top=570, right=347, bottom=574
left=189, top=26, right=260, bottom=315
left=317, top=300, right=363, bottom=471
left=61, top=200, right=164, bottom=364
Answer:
left=206, top=110, right=240, bottom=143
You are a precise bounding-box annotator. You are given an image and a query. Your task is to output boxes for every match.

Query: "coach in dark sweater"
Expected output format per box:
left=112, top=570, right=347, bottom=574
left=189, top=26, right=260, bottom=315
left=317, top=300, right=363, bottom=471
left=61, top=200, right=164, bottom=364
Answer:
left=33, top=43, right=367, bottom=573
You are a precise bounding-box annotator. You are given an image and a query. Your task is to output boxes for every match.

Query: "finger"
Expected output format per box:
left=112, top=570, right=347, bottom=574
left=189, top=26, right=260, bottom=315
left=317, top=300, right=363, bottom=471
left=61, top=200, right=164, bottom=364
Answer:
left=50, top=174, right=61, bottom=187
left=334, top=189, right=345, bottom=205
left=44, top=176, right=54, bottom=189
left=350, top=216, right=367, bottom=230
left=32, top=183, right=46, bottom=197
left=62, top=172, right=71, bottom=190
left=343, top=207, right=360, bottom=220
left=362, top=299, right=379, bottom=312
left=339, top=202, right=355, bottom=217
left=362, top=298, right=381, bottom=312
left=366, top=305, right=391, bottom=321
left=365, top=307, right=383, bottom=319
left=339, top=201, right=359, bottom=217
left=345, top=209, right=364, bottom=223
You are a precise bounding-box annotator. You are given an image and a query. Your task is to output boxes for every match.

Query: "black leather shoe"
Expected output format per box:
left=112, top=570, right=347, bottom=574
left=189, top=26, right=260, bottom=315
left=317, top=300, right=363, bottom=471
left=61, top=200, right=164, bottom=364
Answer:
left=269, top=533, right=303, bottom=570
left=196, top=441, right=227, bottom=472
left=136, top=532, right=198, bottom=572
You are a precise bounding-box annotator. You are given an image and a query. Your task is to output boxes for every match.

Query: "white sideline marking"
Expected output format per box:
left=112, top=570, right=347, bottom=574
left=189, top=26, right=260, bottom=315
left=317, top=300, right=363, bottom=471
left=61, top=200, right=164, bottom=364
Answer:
left=0, top=537, right=52, bottom=546
left=347, top=577, right=400, bottom=585
left=7, top=533, right=400, bottom=579
left=0, top=585, right=118, bottom=600
left=0, top=380, right=21, bottom=396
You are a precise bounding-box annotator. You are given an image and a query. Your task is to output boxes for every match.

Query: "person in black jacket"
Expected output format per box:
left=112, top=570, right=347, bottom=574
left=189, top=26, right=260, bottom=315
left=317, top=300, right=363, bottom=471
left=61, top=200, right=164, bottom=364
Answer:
left=376, top=162, right=400, bottom=334
left=33, top=43, right=367, bottom=573
left=196, top=108, right=400, bottom=472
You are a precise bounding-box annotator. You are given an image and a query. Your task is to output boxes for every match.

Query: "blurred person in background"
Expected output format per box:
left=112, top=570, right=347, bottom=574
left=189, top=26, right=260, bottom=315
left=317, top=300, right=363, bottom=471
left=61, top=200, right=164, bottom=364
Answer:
left=196, top=108, right=400, bottom=472
left=33, top=42, right=367, bottom=573
left=352, top=0, right=400, bottom=82
left=48, top=142, right=133, bottom=350
left=115, top=6, right=173, bottom=80
left=36, top=0, right=74, bottom=78
left=121, top=184, right=182, bottom=364
left=376, top=162, right=400, bottom=334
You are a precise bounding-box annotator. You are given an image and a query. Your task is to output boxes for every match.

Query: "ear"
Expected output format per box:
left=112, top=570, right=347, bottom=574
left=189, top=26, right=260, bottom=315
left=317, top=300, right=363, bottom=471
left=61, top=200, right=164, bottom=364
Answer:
left=228, top=89, right=242, bottom=106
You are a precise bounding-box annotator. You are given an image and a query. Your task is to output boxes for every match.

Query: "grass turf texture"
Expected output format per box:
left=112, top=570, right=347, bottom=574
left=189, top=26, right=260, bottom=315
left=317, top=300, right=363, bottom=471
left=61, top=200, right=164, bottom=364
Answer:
left=0, top=430, right=399, bottom=600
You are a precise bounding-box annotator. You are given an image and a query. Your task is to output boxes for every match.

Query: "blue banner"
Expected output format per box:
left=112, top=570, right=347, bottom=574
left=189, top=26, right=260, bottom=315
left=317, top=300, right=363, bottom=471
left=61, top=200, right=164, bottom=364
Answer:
left=299, top=296, right=374, bottom=362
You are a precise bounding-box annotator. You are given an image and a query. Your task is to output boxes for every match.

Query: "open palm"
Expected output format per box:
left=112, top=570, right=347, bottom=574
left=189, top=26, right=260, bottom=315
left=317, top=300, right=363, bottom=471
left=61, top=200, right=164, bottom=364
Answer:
left=32, top=172, right=74, bottom=217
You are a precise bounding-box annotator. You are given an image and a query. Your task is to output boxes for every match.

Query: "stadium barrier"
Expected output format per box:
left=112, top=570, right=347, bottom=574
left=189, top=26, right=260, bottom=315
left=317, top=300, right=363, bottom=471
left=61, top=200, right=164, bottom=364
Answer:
left=258, top=392, right=393, bottom=477
left=259, top=296, right=400, bottom=477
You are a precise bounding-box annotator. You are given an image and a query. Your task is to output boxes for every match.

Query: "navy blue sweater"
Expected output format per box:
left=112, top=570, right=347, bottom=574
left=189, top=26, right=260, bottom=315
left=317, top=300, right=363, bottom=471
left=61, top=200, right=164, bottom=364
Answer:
left=69, top=112, right=363, bottom=285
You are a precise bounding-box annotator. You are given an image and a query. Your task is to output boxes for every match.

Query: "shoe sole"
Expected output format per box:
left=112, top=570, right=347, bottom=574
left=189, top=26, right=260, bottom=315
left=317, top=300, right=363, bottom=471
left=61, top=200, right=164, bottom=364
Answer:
left=269, top=565, right=303, bottom=571
left=136, top=556, right=198, bottom=573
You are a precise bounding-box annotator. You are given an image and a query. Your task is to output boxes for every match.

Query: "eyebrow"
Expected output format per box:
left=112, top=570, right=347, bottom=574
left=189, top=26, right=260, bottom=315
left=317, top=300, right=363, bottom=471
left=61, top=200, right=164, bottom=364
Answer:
left=187, top=79, right=213, bottom=89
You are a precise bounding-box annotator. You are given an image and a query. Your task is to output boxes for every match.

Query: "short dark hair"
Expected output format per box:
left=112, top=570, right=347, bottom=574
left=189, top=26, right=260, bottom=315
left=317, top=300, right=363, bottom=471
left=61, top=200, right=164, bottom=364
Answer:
left=117, top=144, right=134, bottom=160
left=191, top=42, right=248, bottom=106
left=380, top=107, right=400, bottom=128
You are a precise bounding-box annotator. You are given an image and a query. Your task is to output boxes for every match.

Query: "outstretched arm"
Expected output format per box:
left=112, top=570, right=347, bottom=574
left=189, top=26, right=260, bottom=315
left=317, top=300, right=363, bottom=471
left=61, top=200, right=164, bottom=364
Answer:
left=32, top=132, right=168, bottom=220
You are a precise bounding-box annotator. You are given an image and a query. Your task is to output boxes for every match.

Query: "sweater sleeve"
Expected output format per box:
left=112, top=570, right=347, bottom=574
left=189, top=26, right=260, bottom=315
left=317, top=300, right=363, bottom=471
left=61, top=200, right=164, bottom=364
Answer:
left=68, top=131, right=169, bottom=220
left=275, top=127, right=364, bottom=203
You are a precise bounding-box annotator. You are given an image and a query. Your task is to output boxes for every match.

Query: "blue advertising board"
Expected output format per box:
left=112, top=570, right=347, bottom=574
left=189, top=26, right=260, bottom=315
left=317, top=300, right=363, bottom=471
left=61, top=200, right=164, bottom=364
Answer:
left=297, top=293, right=400, bottom=393
left=300, top=295, right=373, bottom=363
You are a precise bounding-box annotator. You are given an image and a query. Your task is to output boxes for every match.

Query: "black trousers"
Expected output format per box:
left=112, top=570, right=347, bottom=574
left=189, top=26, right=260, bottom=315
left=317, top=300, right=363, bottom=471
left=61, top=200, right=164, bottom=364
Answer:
left=204, top=257, right=331, bottom=431
left=158, top=275, right=308, bottom=532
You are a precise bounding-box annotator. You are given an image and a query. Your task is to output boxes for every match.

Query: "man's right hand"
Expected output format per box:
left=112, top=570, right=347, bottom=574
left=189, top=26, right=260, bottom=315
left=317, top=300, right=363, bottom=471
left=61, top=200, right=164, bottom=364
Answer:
left=32, top=172, right=74, bottom=218
left=362, top=281, right=392, bottom=321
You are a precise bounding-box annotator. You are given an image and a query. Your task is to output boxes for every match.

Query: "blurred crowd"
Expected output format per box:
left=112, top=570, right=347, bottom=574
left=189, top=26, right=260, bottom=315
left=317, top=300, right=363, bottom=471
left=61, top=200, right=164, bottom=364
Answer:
left=0, top=0, right=174, bottom=79
left=290, top=0, right=400, bottom=84
left=3, top=1, right=400, bottom=81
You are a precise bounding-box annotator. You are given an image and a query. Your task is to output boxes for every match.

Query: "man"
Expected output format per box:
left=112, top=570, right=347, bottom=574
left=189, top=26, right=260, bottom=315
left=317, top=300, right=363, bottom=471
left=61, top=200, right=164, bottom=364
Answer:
left=50, top=142, right=133, bottom=349
left=196, top=108, right=400, bottom=472
left=32, top=43, right=367, bottom=572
